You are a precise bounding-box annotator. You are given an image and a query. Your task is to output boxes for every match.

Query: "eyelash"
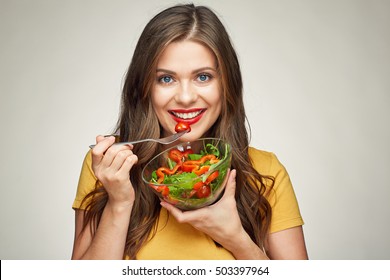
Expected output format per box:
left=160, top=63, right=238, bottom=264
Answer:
left=197, top=73, right=212, bottom=82
left=157, top=73, right=213, bottom=84
left=158, top=75, right=175, bottom=84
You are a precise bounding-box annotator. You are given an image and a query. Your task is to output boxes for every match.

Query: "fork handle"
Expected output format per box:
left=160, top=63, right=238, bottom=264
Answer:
left=89, top=140, right=144, bottom=149
left=88, top=130, right=187, bottom=149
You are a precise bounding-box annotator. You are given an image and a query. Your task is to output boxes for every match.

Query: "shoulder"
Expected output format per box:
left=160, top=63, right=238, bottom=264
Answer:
left=249, top=147, right=304, bottom=233
left=83, top=149, right=93, bottom=169
left=80, top=149, right=97, bottom=183
left=248, top=147, right=285, bottom=177
left=72, top=149, right=97, bottom=209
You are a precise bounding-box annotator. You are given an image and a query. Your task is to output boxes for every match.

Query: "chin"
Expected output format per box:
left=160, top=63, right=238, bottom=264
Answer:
left=179, top=132, right=202, bottom=143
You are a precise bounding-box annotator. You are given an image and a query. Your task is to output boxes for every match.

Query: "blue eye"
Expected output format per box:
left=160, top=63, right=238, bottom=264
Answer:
left=197, top=74, right=210, bottom=82
left=159, top=75, right=173, bottom=84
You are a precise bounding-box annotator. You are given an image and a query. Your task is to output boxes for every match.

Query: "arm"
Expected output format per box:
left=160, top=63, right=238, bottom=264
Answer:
left=213, top=221, right=308, bottom=259
left=265, top=226, right=308, bottom=259
left=71, top=203, right=133, bottom=259
left=71, top=136, right=138, bottom=260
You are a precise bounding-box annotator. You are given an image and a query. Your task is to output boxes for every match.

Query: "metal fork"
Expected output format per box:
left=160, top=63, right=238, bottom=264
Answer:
left=88, top=130, right=188, bottom=149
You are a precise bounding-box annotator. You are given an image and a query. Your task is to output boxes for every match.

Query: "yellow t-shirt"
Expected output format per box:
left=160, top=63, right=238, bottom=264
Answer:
left=72, top=147, right=304, bottom=259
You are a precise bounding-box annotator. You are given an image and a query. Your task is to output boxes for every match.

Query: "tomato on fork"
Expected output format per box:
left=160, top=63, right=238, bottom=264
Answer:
left=175, top=122, right=191, bottom=133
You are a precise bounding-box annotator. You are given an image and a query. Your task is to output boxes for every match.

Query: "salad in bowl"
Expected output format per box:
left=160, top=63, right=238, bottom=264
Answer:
left=142, top=138, right=232, bottom=210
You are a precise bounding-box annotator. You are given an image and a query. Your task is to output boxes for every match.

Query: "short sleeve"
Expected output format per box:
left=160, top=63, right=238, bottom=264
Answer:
left=249, top=148, right=304, bottom=233
left=72, top=150, right=98, bottom=210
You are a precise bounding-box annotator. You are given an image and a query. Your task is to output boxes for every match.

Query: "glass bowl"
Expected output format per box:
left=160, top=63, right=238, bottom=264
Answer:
left=142, top=138, right=232, bottom=210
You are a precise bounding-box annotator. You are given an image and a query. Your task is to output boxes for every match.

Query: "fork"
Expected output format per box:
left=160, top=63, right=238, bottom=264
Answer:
left=88, top=130, right=188, bottom=149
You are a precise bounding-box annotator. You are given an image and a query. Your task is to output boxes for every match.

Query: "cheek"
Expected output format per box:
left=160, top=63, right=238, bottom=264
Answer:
left=205, top=85, right=222, bottom=110
left=151, top=90, right=165, bottom=112
left=151, top=89, right=172, bottom=127
left=151, top=84, right=175, bottom=107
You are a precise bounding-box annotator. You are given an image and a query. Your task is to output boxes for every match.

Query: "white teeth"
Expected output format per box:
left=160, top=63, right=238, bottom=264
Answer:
left=172, top=110, right=202, bottom=119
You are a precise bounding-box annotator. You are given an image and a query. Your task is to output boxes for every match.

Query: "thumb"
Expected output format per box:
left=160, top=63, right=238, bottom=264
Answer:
left=96, top=135, right=109, bottom=143
left=222, top=169, right=237, bottom=199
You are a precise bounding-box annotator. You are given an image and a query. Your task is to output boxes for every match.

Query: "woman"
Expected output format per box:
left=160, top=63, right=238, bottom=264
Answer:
left=72, top=4, right=308, bottom=260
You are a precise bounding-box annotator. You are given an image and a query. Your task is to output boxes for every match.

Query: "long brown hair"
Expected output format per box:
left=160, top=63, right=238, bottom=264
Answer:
left=81, top=4, right=273, bottom=259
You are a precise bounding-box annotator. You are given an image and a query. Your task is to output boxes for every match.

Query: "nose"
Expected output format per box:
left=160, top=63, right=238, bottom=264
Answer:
left=174, top=80, right=197, bottom=105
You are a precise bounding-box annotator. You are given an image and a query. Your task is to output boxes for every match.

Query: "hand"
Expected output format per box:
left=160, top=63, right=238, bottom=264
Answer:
left=160, top=169, right=247, bottom=251
left=91, top=135, right=138, bottom=207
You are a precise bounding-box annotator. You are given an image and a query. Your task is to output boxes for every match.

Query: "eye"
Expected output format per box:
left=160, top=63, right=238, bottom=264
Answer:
left=158, top=75, right=174, bottom=84
left=197, top=73, right=211, bottom=83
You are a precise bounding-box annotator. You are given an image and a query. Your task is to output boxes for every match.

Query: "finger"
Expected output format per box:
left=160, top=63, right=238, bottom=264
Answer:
left=160, top=201, right=188, bottom=223
left=100, top=144, right=132, bottom=169
left=96, top=135, right=106, bottom=143
left=118, top=154, right=138, bottom=174
left=160, top=201, right=206, bottom=224
left=124, top=143, right=134, bottom=149
left=91, top=135, right=116, bottom=165
left=110, top=150, right=138, bottom=173
left=222, top=169, right=237, bottom=199
left=108, top=149, right=132, bottom=171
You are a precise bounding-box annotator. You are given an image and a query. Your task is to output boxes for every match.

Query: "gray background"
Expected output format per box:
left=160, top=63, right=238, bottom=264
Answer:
left=1, top=0, right=389, bottom=259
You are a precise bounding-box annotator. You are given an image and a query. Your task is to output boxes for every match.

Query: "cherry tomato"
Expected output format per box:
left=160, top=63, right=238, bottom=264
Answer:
left=196, top=185, right=211, bottom=198
left=175, top=122, right=191, bottom=133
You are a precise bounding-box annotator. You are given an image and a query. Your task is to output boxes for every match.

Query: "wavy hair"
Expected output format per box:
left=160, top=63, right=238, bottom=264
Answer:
left=81, top=4, right=273, bottom=259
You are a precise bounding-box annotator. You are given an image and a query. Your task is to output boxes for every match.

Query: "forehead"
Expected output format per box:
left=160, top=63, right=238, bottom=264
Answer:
left=156, top=40, right=217, bottom=70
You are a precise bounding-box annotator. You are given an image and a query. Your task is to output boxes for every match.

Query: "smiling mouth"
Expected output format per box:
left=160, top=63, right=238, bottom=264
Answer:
left=169, top=109, right=206, bottom=120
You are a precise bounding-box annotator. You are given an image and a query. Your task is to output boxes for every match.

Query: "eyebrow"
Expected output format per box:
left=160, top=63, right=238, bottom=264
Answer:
left=156, top=67, right=218, bottom=75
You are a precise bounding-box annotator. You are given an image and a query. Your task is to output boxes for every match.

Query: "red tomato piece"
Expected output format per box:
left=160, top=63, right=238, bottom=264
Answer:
left=196, top=185, right=211, bottom=198
left=175, top=122, right=191, bottom=133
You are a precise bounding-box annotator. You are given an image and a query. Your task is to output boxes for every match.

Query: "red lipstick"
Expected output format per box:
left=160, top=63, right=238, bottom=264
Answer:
left=169, top=108, right=206, bottom=126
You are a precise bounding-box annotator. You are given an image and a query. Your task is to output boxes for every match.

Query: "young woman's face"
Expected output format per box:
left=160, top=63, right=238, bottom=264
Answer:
left=151, top=40, right=222, bottom=142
